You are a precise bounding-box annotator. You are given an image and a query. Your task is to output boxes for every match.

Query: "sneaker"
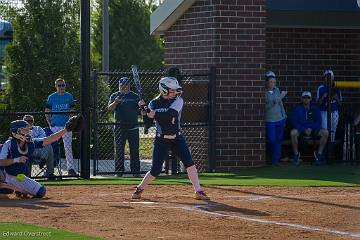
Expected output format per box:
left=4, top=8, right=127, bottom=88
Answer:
left=195, top=191, right=210, bottom=200
left=293, top=152, right=301, bottom=166
left=314, top=152, right=323, bottom=165
left=114, top=173, right=123, bottom=177
left=68, top=169, right=78, bottom=177
left=0, top=188, right=14, bottom=194
left=131, top=187, right=143, bottom=199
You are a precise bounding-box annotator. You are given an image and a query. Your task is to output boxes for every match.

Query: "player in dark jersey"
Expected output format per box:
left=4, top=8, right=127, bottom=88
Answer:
left=0, top=120, right=69, bottom=198
left=131, top=77, right=210, bottom=200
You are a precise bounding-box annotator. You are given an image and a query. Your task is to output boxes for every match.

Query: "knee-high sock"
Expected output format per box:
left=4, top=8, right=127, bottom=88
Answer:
left=186, top=165, right=201, bottom=192
left=137, top=171, right=155, bottom=190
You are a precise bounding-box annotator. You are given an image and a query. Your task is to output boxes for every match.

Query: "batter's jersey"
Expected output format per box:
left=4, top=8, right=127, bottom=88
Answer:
left=0, top=138, right=44, bottom=176
left=148, top=96, right=183, bottom=135
left=46, top=92, right=75, bottom=127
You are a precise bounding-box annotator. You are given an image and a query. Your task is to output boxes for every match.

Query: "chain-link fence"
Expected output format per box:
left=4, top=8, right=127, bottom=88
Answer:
left=92, top=67, right=215, bottom=176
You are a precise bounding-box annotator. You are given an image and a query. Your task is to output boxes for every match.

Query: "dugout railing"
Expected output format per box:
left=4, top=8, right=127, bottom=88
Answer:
left=91, top=67, right=216, bottom=176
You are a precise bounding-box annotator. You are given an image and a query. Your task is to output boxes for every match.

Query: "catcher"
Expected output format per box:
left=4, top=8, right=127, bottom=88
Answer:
left=132, top=77, right=210, bottom=200
left=0, top=114, right=84, bottom=198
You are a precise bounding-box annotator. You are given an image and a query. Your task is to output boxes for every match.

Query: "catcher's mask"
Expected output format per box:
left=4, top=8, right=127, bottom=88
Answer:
left=159, top=77, right=182, bottom=96
left=10, top=120, right=33, bottom=142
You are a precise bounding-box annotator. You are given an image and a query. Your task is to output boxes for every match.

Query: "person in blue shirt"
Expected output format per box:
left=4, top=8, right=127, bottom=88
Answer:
left=131, top=77, right=210, bottom=200
left=45, top=78, right=77, bottom=176
left=265, top=71, right=287, bottom=166
left=290, top=91, right=329, bottom=165
left=0, top=120, right=70, bottom=198
left=316, top=70, right=342, bottom=142
left=108, top=77, right=142, bottom=177
left=23, top=115, right=54, bottom=179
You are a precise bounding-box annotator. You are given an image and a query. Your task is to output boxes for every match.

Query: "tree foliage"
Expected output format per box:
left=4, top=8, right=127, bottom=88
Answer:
left=92, top=0, right=164, bottom=70
left=3, top=0, right=80, bottom=112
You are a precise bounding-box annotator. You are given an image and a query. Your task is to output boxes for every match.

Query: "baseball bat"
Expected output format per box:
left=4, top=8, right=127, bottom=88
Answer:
left=131, top=65, right=150, bottom=134
left=343, top=123, right=347, bottom=161
left=348, top=122, right=351, bottom=161
left=131, top=65, right=142, bottom=99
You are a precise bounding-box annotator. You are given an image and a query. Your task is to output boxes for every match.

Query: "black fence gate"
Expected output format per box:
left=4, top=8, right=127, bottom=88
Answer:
left=92, top=67, right=216, bottom=176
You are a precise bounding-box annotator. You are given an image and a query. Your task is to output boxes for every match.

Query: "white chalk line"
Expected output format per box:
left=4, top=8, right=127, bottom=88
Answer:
left=122, top=201, right=158, bottom=205
left=190, top=206, right=360, bottom=239
left=136, top=202, right=360, bottom=239
left=224, top=193, right=360, bottom=201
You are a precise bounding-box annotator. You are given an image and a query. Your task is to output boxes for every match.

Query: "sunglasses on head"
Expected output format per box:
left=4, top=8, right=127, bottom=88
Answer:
left=57, top=84, right=66, bottom=87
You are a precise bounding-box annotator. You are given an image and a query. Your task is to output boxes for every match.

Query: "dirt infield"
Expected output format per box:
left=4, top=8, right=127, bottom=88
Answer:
left=1, top=185, right=359, bottom=239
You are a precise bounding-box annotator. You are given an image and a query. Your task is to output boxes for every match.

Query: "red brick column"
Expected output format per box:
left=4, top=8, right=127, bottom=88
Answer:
left=164, top=0, right=267, bottom=170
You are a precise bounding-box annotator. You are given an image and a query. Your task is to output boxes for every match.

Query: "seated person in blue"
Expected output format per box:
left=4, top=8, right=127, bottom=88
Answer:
left=290, top=91, right=329, bottom=165
left=0, top=120, right=70, bottom=198
left=23, top=115, right=54, bottom=179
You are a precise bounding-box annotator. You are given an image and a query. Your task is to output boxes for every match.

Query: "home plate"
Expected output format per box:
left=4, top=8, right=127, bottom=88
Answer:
left=123, top=201, right=157, bottom=204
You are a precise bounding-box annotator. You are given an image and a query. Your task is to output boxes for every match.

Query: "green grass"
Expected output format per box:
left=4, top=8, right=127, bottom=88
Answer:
left=41, top=165, right=360, bottom=187
left=0, top=222, right=102, bottom=240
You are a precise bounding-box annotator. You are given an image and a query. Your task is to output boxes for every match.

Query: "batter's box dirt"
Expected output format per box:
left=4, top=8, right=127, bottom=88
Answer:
left=1, top=185, right=359, bottom=240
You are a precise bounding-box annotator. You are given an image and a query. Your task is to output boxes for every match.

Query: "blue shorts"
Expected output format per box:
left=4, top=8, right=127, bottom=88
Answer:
left=150, top=135, right=194, bottom=176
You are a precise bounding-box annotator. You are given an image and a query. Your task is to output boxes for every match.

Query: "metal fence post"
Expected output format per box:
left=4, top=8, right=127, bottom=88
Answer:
left=208, top=66, right=216, bottom=172
left=92, top=70, right=98, bottom=176
left=80, top=0, right=91, bottom=179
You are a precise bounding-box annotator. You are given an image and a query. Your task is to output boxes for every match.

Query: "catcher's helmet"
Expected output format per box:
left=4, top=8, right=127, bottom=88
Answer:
left=10, top=120, right=32, bottom=142
left=323, top=69, right=334, bottom=81
left=265, top=71, right=276, bottom=81
left=159, top=77, right=182, bottom=95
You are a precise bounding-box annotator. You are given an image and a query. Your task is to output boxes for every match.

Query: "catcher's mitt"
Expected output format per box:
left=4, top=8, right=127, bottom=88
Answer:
left=65, top=114, right=84, bottom=132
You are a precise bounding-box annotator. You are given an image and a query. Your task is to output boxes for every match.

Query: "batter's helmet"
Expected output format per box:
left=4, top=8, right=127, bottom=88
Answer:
left=265, top=71, right=276, bottom=81
left=10, top=120, right=32, bottom=142
left=159, top=77, right=182, bottom=95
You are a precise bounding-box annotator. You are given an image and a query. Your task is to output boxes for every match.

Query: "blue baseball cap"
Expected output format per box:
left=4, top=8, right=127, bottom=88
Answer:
left=119, top=77, right=130, bottom=85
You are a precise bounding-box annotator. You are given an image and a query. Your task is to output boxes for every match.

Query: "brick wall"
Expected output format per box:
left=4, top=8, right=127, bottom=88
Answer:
left=164, top=0, right=267, bottom=171
left=266, top=28, right=360, bottom=114
left=164, top=1, right=217, bottom=70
